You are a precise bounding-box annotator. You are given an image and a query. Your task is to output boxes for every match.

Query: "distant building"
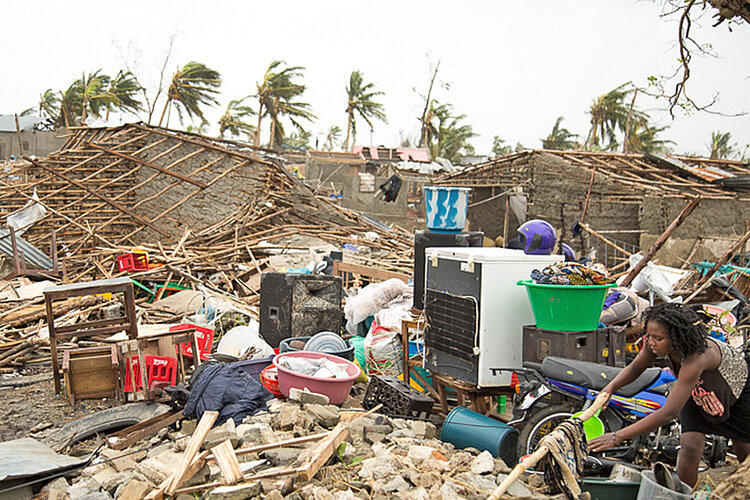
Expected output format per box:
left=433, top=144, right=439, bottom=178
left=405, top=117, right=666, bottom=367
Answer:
left=0, top=115, right=65, bottom=159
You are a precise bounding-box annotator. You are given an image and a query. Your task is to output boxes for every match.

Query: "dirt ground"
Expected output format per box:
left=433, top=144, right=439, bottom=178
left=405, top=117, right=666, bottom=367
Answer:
left=0, top=367, right=117, bottom=443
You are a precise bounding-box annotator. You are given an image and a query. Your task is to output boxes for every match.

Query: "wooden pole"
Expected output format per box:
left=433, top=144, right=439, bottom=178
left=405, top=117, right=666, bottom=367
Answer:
left=685, top=229, right=750, bottom=302
left=14, top=114, right=24, bottom=158
left=620, top=197, right=700, bottom=288
left=487, top=392, right=609, bottom=500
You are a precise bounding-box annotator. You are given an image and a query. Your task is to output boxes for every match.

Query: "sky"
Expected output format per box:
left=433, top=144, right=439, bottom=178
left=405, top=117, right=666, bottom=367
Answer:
left=2, top=1, right=749, bottom=158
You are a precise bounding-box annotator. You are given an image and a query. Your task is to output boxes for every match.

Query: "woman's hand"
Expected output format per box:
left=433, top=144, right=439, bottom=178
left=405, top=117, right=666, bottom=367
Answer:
left=588, top=432, right=619, bottom=453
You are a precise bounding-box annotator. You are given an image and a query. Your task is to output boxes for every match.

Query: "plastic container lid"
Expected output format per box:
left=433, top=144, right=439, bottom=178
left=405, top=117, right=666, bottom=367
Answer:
left=304, top=331, right=348, bottom=353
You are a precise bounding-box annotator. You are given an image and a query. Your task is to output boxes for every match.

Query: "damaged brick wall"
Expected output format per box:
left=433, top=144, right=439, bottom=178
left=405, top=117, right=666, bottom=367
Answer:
left=133, top=139, right=271, bottom=242
left=639, top=196, right=750, bottom=266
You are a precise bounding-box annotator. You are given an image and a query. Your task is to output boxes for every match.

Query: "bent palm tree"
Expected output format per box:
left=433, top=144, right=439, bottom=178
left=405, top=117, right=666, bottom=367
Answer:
left=708, top=131, right=735, bottom=159
left=105, top=70, right=143, bottom=120
left=77, top=70, right=113, bottom=125
left=158, top=62, right=221, bottom=127
left=323, top=125, right=342, bottom=151
left=218, top=97, right=256, bottom=139
left=344, top=70, right=387, bottom=150
left=626, top=124, right=674, bottom=154
left=585, top=84, right=646, bottom=150
left=254, top=61, right=314, bottom=149
left=542, top=116, right=578, bottom=150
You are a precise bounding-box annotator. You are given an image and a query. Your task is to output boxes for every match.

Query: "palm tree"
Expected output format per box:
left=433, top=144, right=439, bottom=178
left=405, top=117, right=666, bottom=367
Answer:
left=585, top=84, right=646, bottom=150
left=421, top=101, right=475, bottom=163
left=626, top=124, right=674, bottom=154
left=542, top=116, right=578, bottom=150
left=57, top=82, right=84, bottom=128
left=491, top=136, right=513, bottom=156
left=36, top=89, right=61, bottom=120
left=253, top=61, right=315, bottom=149
left=323, top=125, right=342, bottom=151
left=76, top=70, right=113, bottom=125
left=708, top=131, right=736, bottom=159
left=218, top=97, right=256, bottom=139
left=421, top=100, right=452, bottom=153
left=343, top=70, right=387, bottom=151
left=104, top=70, right=143, bottom=120
left=158, top=62, right=221, bottom=127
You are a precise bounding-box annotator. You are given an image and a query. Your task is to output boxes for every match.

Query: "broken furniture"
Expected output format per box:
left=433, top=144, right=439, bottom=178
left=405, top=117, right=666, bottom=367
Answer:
left=107, top=409, right=184, bottom=450
left=0, top=227, right=59, bottom=279
left=400, top=318, right=440, bottom=401
left=117, top=251, right=150, bottom=273
left=62, top=345, right=120, bottom=405
left=259, top=273, right=343, bottom=347
left=44, top=277, right=138, bottom=394
left=120, top=328, right=201, bottom=402
left=431, top=371, right=514, bottom=418
left=332, top=260, right=409, bottom=289
left=522, top=324, right=626, bottom=367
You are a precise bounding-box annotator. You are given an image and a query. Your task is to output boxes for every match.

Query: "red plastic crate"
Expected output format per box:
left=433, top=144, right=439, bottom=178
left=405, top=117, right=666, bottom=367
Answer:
left=123, top=355, right=177, bottom=392
left=117, top=252, right=150, bottom=273
left=169, top=323, right=214, bottom=361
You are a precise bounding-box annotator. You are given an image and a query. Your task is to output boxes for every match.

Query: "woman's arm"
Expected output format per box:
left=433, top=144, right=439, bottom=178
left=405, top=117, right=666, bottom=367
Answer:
left=601, top=341, right=656, bottom=395
left=589, top=355, right=703, bottom=452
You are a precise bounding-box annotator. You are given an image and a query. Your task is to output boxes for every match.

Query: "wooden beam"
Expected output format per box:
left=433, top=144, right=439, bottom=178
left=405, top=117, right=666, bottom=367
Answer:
left=88, top=143, right=207, bottom=188
left=685, top=228, right=750, bottom=302
left=211, top=440, right=243, bottom=485
left=620, top=197, right=701, bottom=288
left=295, top=423, right=349, bottom=482
left=23, top=156, right=169, bottom=237
left=333, top=260, right=409, bottom=283
left=165, top=410, right=219, bottom=495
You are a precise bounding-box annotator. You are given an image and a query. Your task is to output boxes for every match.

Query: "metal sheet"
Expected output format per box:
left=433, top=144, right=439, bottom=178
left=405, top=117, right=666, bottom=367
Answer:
left=0, top=229, right=53, bottom=269
left=0, top=115, right=44, bottom=132
left=0, top=438, right=85, bottom=482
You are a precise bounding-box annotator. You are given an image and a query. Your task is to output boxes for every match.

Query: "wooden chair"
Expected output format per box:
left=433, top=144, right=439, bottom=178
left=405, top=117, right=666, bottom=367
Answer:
left=44, top=277, right=138, bottom=395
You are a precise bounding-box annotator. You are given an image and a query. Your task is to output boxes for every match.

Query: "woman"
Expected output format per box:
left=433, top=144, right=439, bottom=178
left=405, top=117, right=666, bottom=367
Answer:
left=588, top=303, right=750, bottom=486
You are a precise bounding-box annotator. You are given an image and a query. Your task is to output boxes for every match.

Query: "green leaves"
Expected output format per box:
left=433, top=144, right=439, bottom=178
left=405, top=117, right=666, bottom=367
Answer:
left=218, top=97, right=256, bottom=139
left=344, top=70, right=387, bottom=150
left=160, top=62, right=222, bottom=126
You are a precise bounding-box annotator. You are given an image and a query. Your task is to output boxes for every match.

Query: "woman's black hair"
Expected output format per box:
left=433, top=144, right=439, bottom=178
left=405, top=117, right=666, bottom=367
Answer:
left=644, top=302, right=708, bottom=360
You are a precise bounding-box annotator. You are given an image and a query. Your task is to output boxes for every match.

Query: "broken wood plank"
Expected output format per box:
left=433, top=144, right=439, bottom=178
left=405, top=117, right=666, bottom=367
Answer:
left=211, top=440, right=243, bottom=485
left=620, top=197, right=700, bottom=288
left=295, top=423, right=349, bottom=482
left=164, top=410, right=219, bottom=495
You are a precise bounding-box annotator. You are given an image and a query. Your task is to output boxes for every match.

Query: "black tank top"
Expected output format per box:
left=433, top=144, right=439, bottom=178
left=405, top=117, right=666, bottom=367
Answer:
left=671, top=339, right=748, bottom=424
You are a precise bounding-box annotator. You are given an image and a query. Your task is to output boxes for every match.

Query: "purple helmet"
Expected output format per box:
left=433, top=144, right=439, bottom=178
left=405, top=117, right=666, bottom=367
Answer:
left=561, top=243, right=577, bottom=261
left=517, top=219, right=556, bottom=255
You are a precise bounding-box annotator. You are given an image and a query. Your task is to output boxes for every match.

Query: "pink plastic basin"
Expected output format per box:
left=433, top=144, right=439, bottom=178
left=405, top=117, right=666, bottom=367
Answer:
left=273, top=351, right=360, bottom=405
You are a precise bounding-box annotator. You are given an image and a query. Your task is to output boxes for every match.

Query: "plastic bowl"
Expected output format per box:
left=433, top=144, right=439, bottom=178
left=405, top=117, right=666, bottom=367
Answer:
left=517, top=280, right=615, bottom=331
left=273, top=351, right=359, bottom=405
left=279, top=336, right=355, bottom=361
left=260, top=365, right=284, bottom=398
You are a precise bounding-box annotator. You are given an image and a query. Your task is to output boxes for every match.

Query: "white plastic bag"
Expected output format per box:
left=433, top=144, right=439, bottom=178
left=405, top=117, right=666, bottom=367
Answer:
left=344, top=278, right=410, bottom=328
left=364, top=320, right=402, bottom=377
left=7, top=188, right=47, bottom=232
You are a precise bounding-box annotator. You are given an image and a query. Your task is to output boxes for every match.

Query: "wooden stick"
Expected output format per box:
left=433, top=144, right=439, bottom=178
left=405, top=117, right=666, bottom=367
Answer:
left=211, top=440, right=243, bottom=485
left=165, top=410, right=219, bottom=495
left=295, top=423, right=349, bottom=482
left=620, top=197, right=700, bottom=288
left=685, top=227, right=750, bottom=299
left=486, top=391, right=609, bottom=500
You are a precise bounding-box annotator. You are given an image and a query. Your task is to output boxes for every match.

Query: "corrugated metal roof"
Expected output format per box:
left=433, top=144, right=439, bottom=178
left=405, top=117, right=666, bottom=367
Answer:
left=646, top=154, right=736, bottom=182
left=0, top=114, right=44, bottom=132
left=0, top=228, right=53, bottom=269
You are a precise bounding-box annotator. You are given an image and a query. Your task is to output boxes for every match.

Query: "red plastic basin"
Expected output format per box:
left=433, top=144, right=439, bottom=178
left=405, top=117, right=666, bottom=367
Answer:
left=273, top=351, right=359, bottom=405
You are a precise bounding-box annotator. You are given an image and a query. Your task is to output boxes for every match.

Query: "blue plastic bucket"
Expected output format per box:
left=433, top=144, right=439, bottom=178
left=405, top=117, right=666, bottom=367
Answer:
left=424, top=186, right=471, bottom=232
left=441, top=406, right=518, bottom=465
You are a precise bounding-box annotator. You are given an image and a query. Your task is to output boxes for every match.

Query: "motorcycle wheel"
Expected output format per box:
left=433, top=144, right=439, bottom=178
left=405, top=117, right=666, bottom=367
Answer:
left=517, top=404, right=576, bottom=458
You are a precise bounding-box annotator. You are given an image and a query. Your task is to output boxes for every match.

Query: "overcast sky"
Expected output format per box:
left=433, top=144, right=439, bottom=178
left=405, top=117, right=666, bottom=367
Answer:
left=3, top=1, right=749, bottom=157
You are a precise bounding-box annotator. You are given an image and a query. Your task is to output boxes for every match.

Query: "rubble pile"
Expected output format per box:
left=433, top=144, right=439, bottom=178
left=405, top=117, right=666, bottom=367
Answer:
left=30, top=398, right=558, bottom=500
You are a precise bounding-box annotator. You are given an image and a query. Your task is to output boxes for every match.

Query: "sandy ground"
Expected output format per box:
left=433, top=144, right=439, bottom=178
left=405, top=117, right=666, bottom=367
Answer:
left=0, top=367, right=117, bottom=443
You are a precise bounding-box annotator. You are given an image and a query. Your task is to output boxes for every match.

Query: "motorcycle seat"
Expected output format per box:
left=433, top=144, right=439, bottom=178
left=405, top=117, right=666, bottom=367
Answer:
left=541, top=356, right=665, bottom=398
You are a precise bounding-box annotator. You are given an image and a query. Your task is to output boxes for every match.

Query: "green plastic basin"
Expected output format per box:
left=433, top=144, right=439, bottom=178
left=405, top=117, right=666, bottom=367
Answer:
left=517, top=280, right=615, bottom=332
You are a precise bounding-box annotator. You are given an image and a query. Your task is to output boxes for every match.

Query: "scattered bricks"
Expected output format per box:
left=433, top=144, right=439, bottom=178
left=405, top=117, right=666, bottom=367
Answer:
left=358, top=456, right=399, bottom=481
left=470, top=450, right=495, bottom=475
left=41, top=477, right=70, bottom=494
left=380, top=475, right=410, bottom=493
left=99, top=449, right=140, bottom=473
left=114, top=479, right=150, bottom=500
left=181, top=419, right=197, bottom=435
left=66, top=478, right=102, bottom=500
left=288, top=387, right=330, bottom=406
left=304, top=404, right=340, bottom=428
left=438, top=480, right=466, bottom=500
left=404, top=469, right=439, bottom=489
left=203, top=419, right=239, bottom=450
left=409, top=420, right=436, bottom=439
left=145, top=443, right=171, bottom=459
left=262, top=447, right=301, bottom=467
left=455, top=472, right=497, bottom=493
left=78, top=493, right=113, bottom=500
left=494, top=473, right=533, bottom=497
left=264, top=490, right=283, bottom=500
left=273, top=404, right=304, bottom=431
left=236, top=422, right=272, bottom=446
left=207, top=481, right=262, bottom=500
left=493, top=456, right=511, bottom=475
left=406, top=445, right=436, bottom=465
left=136, top=450, right=209, bottom=485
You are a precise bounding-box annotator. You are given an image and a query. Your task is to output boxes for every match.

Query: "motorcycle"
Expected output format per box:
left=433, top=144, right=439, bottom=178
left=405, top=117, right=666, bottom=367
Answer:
left=509, top=356, right=728, bottom=469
